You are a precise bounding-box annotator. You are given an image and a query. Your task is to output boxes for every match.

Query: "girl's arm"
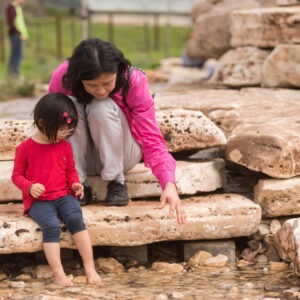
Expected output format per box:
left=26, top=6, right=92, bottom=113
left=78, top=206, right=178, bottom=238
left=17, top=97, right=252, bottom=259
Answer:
left=11, top=146, right=34, bottom=197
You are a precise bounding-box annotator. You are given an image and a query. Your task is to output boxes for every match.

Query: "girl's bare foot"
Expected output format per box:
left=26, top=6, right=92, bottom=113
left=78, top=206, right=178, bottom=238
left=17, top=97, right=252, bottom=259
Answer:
left=53, top=269, right=73, bottom=287
left=85, top=267, right=102, bottom=284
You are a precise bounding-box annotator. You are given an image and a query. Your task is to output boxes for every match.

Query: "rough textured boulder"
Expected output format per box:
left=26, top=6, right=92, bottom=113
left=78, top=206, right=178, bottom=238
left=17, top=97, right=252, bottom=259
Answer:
left=0, top=194, right=261, bottom=253
left=261, top=44, right=300, bottom=88
left=185, top=0, right=274, bottom=60
left=254, top=177, right=300, bottom=217
left=225, top=124, right=300, bottom=178
left=274, top=218, right=300, bottom=275
left=211, top=47, right=270, bottom=87
left=0, top=120, right=34, bottom=161
left=156, top=109, right=226, bottom=152
left=231, top=6, right=300, bottom=48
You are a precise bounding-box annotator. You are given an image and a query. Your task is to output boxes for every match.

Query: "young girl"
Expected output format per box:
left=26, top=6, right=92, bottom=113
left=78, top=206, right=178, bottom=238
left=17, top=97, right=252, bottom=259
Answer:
left=11, top=93, right=102, bottom=287
left=48, top=37, right=186, bottom=225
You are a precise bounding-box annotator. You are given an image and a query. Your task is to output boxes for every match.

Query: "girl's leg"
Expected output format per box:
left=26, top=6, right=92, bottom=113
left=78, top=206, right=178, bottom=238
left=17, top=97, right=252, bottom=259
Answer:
left=28, top=201, right=72, bottom=287
left=43, top=243, right=73, bottom=287
left=72, top=230, right=101, bottom=284
left=57, top=195, right=101, bottom=284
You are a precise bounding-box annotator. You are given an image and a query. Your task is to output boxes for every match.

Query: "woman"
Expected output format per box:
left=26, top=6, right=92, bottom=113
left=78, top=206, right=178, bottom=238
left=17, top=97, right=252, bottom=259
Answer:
left=48, top=38, right=186, bottom=225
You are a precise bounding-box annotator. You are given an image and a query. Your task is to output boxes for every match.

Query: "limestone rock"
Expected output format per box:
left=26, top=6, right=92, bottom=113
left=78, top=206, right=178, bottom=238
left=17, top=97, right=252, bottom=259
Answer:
left=226, top=124, right=300, bottom=178
left=0, top=120, right=34, bottom=161
left=231, top=7, right=300, bottom=48
left=274, top=218, right=300, bottom=275
left=254, top=177, right=300, bottom=217
left=261, top=44, right=300, bottom=88
left=186, top=0, right=265, bottom=60
left=0, top=194, right=261, bottom=253
left=156, top=109, right=226, bottom=152
left=277, top=0, right=300, bottom=6
left=0, top=160, right=225, bottom=202
left=156, top=89, right=300, bottom=178
left=211, top=47, right=270, bottom=87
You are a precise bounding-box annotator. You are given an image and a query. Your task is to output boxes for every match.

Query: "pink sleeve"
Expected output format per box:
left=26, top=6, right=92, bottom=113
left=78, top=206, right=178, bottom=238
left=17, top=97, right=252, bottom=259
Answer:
left=126, top=70, right=176, bottom=190
left=48, top=61, right=72, bottom=95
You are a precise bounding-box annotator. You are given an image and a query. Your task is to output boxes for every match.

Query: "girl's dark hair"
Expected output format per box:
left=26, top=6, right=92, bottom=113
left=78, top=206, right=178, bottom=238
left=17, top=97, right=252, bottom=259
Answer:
left=63, top=38, right=131, bottom=104
left=33, top=93, right=78, bottom=142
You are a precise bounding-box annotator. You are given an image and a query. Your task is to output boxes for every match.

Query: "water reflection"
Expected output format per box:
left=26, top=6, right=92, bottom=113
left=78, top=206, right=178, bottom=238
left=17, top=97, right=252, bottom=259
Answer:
left=1, top=262, right=300, bottom=299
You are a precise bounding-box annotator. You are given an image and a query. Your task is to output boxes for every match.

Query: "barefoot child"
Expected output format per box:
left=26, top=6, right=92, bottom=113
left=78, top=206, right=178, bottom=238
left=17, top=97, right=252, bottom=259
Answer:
left=11, top=93, right=101, bottom=287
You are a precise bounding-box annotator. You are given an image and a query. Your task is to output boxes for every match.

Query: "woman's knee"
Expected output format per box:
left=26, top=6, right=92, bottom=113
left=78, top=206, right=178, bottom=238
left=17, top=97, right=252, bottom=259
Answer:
left=86, top=98, right=119, bottom=124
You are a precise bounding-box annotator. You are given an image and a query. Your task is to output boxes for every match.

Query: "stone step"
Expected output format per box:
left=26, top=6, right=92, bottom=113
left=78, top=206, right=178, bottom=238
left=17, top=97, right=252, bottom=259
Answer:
left=0, top=194, right=261, bottom=254
left=231, top=6, right=300, bottom=48
left=0, top=159, right=225, bottom=202
left=0, top=109, right=226, bottom=160
left=254, top=177, right=300, bottom=217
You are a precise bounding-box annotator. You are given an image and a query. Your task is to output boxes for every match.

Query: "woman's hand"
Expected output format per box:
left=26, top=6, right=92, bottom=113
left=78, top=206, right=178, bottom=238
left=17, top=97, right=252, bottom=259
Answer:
left=29, top=183, right=45, bottom=198
left=158, top=182, right=186, bottom=225
left=72, top=182, right=84, bottom=199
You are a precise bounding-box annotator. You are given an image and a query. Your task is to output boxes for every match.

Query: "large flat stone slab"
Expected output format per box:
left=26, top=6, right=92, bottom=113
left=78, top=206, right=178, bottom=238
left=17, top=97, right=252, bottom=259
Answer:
left=0, top=109, right=226, bottom=160
left=0, top=194, right=261, bottom=253
left=0, top=160, right=225, bottom=202
left=231, top=6, right=300, bottom=48
left=254, top=177, right=300, bottom=217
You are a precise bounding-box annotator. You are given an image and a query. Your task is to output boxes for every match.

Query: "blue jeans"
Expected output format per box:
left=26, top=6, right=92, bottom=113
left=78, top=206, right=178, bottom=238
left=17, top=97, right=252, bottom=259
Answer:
left=28, top=195, right=86, bottom=243
left=8, top=34, right=23, bottom=76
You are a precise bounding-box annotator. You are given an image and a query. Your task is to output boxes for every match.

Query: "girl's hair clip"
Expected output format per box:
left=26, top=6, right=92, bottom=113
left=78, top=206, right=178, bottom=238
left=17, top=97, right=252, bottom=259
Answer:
left=63, top=112, right=72, bottom=124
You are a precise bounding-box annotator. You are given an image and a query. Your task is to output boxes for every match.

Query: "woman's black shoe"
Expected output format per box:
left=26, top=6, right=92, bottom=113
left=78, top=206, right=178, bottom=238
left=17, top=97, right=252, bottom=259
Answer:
left=105, top=181, right=129, bottom=206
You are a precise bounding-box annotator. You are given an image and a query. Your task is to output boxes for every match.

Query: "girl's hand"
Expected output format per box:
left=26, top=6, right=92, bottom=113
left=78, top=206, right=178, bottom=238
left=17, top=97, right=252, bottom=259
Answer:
left=158, top=182, right=186, bottom=225
left=72, top=182, right=84, bottom=199
left=29, top=183, right=45, bottom=198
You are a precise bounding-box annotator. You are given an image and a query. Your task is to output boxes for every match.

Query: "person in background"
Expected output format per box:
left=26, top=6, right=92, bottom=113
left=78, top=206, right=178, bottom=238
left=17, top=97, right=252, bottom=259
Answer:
left=48, top=37, right=186, bottom=225
left=6, top=0, right=28, bottom=79
left=11, top=93, right=102, bottom=287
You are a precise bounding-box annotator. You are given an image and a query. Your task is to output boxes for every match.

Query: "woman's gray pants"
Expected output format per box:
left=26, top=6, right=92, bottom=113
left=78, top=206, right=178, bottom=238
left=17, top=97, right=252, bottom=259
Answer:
left=68, top=97, right=142, bottom=185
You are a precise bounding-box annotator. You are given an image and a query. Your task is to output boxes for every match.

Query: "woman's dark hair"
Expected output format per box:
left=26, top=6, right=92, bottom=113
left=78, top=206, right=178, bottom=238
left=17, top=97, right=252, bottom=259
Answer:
left=63, top=38, right=131, bottom=104
left=33, top=93, right=78, bottom=142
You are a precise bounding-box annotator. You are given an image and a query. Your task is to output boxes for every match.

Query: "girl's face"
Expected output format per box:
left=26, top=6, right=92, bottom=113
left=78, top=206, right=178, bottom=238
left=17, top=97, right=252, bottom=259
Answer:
left=56, top=125, right=74, bottom=142
left=82, top=73, right=117, bottom=100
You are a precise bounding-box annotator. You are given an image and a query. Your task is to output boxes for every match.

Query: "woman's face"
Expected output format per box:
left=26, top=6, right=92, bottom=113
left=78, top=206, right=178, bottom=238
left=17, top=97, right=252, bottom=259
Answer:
left=82, top=73, right=117, bottom=100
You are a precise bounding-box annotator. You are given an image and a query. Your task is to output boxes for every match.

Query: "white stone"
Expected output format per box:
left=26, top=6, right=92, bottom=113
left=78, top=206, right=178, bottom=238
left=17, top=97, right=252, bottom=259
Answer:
left=0, top=194, right=261, bottom=253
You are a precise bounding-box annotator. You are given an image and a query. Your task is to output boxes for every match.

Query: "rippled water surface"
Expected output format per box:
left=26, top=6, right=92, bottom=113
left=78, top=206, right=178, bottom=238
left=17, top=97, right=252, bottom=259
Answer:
left=1, top=261, right=299, bottom=300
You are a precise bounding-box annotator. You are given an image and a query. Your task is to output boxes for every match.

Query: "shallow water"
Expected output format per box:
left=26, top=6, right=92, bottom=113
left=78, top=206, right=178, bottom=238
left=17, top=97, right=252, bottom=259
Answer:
left=0, top=260, right=299, bottom=300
